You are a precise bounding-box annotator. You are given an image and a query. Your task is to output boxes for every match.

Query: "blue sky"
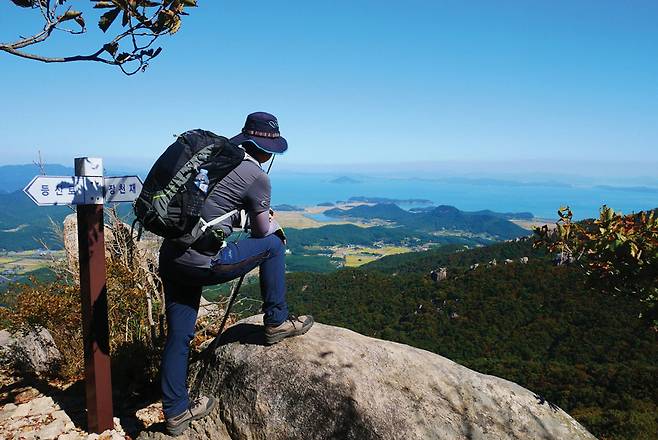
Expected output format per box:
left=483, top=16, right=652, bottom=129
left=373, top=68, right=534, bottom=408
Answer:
left=1, top=1, right=657, bottom=180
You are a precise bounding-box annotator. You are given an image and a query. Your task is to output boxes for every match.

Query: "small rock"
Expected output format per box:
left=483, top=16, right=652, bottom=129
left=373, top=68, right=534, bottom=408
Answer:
left=12, top=402, right=32, bottom=419
left=7, top=415, right=31, bottom=430
left=19, top=429, right=39, bottom=440
left=0, top=402, right=18, bottom=421
left=14, top=386, right=40, bottom=404
left=87, top=434, right=99, bottom=440
left=112, top=417, right=124, bottom=433
left=37, top=419, right=66, bottom=440
left=52, top=409, right=75, bottom=431
left=135, top=402, right=164, bottom=428
left=28, top=396, right=55, bottom=416
left=98, top=429, right=119, bottom=440
left=58, top=433, right=86, bottom=440
left=52, top=409, right=72, bottom=422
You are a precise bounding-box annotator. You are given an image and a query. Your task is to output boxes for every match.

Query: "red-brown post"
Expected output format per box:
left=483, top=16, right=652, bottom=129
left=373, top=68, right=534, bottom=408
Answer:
left=75, top=157, right=114, bottom=433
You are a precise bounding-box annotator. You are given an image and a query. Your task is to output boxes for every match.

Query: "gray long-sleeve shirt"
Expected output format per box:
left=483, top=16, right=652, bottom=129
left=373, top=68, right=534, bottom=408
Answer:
left=159, top=158, right=271, bottom=269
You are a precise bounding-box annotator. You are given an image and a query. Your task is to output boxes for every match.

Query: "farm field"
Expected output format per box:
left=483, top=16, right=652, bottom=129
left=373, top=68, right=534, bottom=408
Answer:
left=338, top=245, right=412, bottom=267
left=0, top=250, right=64, bottom=277
left=275, top=203, right=375, bottom=230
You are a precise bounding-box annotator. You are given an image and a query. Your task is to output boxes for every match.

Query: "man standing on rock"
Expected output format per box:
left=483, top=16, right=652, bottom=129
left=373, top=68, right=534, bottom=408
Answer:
left=158, top=112, right=314, bottom=435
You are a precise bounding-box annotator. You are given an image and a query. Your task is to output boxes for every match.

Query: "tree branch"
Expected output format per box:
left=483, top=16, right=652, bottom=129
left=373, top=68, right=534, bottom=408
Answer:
left=1, top=0, right=196, bottom=75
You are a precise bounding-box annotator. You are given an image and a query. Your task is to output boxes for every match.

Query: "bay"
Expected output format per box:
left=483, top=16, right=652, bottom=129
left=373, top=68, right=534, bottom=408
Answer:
left=269, top=173, right=658, bottom=220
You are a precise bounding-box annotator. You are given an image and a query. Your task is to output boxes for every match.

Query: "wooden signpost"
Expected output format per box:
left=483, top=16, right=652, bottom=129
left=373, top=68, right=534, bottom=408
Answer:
left=23, top=157, right=143, bottom=433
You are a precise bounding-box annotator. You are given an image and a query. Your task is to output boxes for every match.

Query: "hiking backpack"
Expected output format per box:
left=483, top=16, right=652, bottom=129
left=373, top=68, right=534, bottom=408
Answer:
left=134, top=129, right=245, bottom=249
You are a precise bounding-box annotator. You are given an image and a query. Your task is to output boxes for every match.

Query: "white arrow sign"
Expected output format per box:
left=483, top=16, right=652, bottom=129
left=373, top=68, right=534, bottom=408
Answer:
left=104, top=176, right=143, bottom=203
left=23, top=175, right=142, bottom=206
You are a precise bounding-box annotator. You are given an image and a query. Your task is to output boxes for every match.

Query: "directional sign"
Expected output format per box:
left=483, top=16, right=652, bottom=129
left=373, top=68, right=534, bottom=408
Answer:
left=23, top=175, right=142, bottom=206
left=23, top=175, right=99, bottom=206
left=104, top=176, right=143, bottom=203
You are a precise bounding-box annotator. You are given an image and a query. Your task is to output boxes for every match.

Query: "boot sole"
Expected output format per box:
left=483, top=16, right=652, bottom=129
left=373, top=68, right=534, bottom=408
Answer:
left=167, top=396, right=218, bottom=436
left=265, top=319, right=314, bottom=345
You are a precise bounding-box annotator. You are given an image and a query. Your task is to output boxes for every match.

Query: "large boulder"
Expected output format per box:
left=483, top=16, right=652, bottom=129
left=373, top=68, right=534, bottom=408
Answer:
left=63, top=213, right=161, bottom=278
left=138, top=316, right=596, bottom=440
left=0, top=326, right=61, bottom=374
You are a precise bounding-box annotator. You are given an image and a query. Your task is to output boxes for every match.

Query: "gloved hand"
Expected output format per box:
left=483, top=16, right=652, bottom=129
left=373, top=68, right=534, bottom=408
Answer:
left=274, top=227, right=287, bottom=245
left=191, top=228, right=226, bottom=256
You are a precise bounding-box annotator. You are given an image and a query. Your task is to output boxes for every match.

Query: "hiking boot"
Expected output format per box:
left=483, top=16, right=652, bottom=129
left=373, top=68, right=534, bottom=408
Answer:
left=265, top=315, right=314, bottom=345
left=166, top=395, right=217, bottom=436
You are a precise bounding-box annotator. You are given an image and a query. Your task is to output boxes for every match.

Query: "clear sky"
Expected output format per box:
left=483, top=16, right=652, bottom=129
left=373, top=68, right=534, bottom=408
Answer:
left=1, top=1, right=657, bottom=180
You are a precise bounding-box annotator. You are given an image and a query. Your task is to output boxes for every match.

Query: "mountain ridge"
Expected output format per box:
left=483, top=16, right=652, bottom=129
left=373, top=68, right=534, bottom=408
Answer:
left=325, top=203, right=529, bottom=239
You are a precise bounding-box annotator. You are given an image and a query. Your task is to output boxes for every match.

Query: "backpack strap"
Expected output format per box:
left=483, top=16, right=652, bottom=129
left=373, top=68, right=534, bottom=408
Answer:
left=199, top=209, right=239, bottom=233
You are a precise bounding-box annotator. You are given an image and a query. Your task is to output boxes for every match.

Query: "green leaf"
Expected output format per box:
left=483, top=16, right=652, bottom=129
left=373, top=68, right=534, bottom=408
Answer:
left=10, top=0, right=35, bottom=8
left=60, top=10, right=83, bottom=21
left=93, top=1, right=116, bottom=8
left=181, top=0, right=197, bottom=6
left=169, top=16, right=181, bottom=34
left=98, top=7, right=121, bottom=32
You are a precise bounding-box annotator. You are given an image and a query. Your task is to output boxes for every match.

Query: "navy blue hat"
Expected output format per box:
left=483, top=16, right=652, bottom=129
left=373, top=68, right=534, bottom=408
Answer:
left=230, top=112, right=288, bottom=154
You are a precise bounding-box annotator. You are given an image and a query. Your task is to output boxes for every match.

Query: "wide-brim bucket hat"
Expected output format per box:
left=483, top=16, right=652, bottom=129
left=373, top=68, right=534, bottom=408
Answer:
left=230, top=111, right=288, bottom=154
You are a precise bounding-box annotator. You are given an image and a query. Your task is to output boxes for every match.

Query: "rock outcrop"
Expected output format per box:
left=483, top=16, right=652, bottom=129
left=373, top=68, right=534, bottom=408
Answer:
left=0, top=326, right=61, bottom=374
left=138, top=316, right=596, bottom=440
left=63, top=213, right=161, bottom=279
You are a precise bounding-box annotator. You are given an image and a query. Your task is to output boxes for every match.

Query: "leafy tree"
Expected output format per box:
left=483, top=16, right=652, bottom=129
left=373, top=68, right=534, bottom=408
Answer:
left=534, top=206, right=658, bottom=327
left=0, top=0, right=197, bottom=74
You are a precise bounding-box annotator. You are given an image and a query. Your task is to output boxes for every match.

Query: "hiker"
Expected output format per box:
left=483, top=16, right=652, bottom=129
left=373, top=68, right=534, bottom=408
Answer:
left=157, top=112, right=314, bottom=435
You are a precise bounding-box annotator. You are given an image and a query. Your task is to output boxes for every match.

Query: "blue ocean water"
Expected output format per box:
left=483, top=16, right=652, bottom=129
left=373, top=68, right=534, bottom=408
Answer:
left=270, top=173, right=658, bottom=220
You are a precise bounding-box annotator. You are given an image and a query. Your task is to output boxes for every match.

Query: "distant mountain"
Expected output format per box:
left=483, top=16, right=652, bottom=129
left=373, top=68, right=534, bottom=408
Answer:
left=348, top=196, right=433, bottom=205
left=273, top=204, right=302, bottom=211
left=0, top=190, right=71, bottom=250
left=467, top=209, right=534, bottom=220
left=594, top=185, right=658, bottom=194
left=326, top=203, right=412, bottom=222
left=0, top=189, right=134, bottom=251
left=325, top=203, right=528, bottom=239
left=0, top=164, right=74, bottom=194
left=330, top=176, right=361, bottom=184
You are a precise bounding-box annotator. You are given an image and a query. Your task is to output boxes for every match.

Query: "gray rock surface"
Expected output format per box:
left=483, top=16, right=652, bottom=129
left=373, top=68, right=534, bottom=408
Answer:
left=63, top=213, right=161, bottom=278
left=6, top=326, right=61, bottom=374
left=0, top=329, right=16, bottom=362
left=138, top=316, right=596, bottom=440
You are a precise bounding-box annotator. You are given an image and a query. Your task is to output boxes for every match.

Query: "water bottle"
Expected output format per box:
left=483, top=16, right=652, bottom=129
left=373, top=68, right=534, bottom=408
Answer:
left=194, top=168, right=209, bottom=194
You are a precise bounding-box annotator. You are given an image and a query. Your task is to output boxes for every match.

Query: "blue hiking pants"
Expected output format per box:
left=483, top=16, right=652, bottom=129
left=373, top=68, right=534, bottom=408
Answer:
left=158, top=234, right=288, bottom=418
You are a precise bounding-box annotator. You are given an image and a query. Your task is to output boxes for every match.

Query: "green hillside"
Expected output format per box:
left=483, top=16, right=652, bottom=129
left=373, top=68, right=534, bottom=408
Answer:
left=285, top=224, right=489, bottom=253
left=325, top=203, right=528, bottom=239
left=281, top=224, right=492, bottom=272
left=0, top=190, right=71, bottom=250
left=239, top=240, right=657, bottom=439
left=0, top=190, right=134, bottom=251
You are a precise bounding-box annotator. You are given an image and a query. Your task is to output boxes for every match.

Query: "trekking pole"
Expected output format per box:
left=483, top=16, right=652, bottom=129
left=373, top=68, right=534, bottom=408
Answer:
left=216, top=273, right=245, bottom=337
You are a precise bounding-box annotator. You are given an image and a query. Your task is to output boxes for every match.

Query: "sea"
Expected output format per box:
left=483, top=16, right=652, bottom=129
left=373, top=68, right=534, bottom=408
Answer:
left=268, top=172, right=658, bottom=221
